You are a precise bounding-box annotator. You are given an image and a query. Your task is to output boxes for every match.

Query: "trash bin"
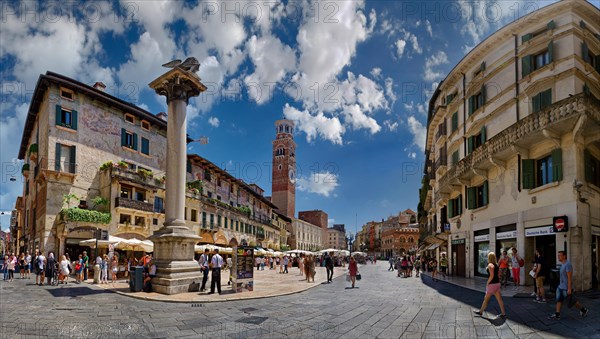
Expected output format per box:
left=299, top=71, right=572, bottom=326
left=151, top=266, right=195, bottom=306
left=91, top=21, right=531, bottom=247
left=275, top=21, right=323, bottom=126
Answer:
left=549, top=268, right=560, bottom=292
left=129, top=266, right=144, bottom=292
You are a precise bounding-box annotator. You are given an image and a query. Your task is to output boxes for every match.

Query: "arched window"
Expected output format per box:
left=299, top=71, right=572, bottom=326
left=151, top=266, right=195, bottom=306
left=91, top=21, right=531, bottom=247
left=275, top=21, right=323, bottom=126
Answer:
left=399, top=237, right=406, bottom=243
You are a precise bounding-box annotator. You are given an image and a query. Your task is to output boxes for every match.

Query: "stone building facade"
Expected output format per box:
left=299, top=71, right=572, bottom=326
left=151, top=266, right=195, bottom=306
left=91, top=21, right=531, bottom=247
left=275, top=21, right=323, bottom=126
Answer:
left=292, top=218, right=323, bottom=251
left=423, top=0, right=600, bottom=289
left=16, top=72, right=291, bottom=257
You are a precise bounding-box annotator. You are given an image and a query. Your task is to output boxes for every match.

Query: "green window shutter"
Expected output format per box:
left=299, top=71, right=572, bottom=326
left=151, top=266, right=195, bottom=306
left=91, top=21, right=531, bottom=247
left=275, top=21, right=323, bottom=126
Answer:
left=71, top=110, right=78, bottom=130
left=458, top=194, right=463, bottom=215
left=468, top=96, right=475, bottom=115
left=547, top=20, right=555, bottom=30
left=595, top=55, right=600, bottom=73
left=446, top=94, right=452, bottom=105
left=552, top=148, right=563, bottom=182
left=480, top=126, right=487, bottom=144
left=584, top=83, right=591, bottom=95
left=141, top=137, right=149, bottom=155
left=584, top=150, right=593, bottom=183
left=467, top=136, right=474, bottom=155
left=582, top=42, right=590, bottom=63
left=121, top=128, right=127, bottom=147
left=55, top=142, right=61, bottom=172
left=132, top=133, right=138, bottom=151
left=452, top=112, right=458, bottom=132
left=522, top=55, right=532, bottom=77
left=480, top=61, right=486, bottom=72
left=522, top=159, right=535, bottom=189
left=482, top=181, right=489, bottom=206
left=548, top=40, right=554, bottom=63
left=522, top=33, right=533, bottom=43
left=580, top=20, right=586, bottom=29
left=448, top=199, right=454, bottom=219
left=596, top=34, right=600, bottom=42
left=452, top=150, right=459, bottom=165
left=532, top=93, right=541, bottom=113
left=186, top=160, right=192, bottom=173
left=55, top=105, right=62, bottom=125
left=70, top=145, right=76, bottom=173
left=541, top=89, right=552, bottom=109
left=481, top=85, right=486, bottom=105
left=467, top=187, right=476, bottom=210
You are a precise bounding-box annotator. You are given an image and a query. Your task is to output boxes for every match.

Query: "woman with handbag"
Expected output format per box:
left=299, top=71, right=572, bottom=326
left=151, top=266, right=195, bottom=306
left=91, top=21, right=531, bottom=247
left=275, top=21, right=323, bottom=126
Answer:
left=348, top=256, right=359, bottom=288
left=474, top=252, right=507, bottom=319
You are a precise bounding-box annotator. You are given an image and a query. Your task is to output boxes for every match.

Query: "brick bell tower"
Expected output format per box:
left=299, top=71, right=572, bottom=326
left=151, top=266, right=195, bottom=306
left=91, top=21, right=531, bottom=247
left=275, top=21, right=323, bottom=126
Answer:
left=271, top=119, right=296, bottom=218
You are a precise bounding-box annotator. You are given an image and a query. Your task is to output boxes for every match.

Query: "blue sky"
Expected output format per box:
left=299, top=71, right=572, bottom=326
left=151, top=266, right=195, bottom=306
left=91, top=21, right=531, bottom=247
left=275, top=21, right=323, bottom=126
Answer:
left=2, top=0, right=576, bottom=233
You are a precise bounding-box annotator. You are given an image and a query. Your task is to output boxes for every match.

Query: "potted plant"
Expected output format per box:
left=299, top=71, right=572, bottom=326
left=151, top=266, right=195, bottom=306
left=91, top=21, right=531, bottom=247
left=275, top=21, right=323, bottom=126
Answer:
left=91, top=196, right=109, bottom=212
left=28, top=144, right=38, bottom=161
left=99, top=161, right=115, bottom=171
left=21, top=163, right=30, bottom=177
left=117, top=161, right=129, bottom=170
left=137, top=168, right=153, bottom=180
left=62, top=193, right=79, bottom=208
left=154, top=175, right=166, bottom=186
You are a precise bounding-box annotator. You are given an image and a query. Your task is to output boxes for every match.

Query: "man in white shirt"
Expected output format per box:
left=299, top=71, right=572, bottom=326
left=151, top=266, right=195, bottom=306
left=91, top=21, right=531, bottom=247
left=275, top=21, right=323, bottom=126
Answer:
left=198, top=249, right=210, bottom=292
left=208, top=249, right=223, bottom=295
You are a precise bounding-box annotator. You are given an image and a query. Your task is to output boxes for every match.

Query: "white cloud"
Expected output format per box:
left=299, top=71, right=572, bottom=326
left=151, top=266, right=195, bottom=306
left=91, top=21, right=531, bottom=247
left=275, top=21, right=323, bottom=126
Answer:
left=395, top=39, right=407, bottom=58
left=244, top=34, right=296, bottom=104
left=385, top=77, right=396, bottom=107
left=407, top=116, right=426, bottom=151
left=208, top=117, right=220, bottom=127
left=408, top=152, right=417, bottom=159
left=409, top=34, right=422, bottom=54
left=297, top=171, right=339, bottom=197
left=425, top=19, right=433, bottom=37
left=342, top=104, right=381, bottom=134
left=424, top=51, right=449, bottom=82
left=384, top=120, right=399, bottom=132
left=370, top=67, right=382, bottom=79
left=283, top=104, right=345, bottom=145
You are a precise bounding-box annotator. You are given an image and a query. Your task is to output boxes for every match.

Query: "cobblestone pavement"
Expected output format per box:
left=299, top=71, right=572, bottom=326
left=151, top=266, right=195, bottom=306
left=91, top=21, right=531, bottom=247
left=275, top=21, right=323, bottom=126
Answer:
left=1, top=262, right=599, bottom=338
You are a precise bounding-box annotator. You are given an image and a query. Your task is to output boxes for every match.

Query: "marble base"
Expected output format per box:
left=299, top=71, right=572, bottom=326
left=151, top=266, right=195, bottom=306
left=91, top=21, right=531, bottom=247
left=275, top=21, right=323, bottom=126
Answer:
left=149, top=223, right=202, bottom=295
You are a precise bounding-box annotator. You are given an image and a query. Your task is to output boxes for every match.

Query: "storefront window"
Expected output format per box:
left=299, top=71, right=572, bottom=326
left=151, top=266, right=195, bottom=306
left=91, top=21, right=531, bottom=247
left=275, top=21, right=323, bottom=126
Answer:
left=476, top=242, right=489, bottom=276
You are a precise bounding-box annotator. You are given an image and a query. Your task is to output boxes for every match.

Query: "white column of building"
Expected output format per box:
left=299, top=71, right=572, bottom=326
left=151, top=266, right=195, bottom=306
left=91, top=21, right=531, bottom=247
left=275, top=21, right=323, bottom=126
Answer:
left=165, top=97, right=187, bottom=225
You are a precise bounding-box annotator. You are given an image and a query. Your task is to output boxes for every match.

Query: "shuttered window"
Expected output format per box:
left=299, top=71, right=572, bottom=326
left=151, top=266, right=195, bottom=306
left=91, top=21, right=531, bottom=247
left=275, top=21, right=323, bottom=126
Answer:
left=55, top=105, right=78, bottom=130
left=448, top=194, right=462, bottom=218
left=522, top=41, right=554, bottom=77
left=532, top=89, right=552, bottom=113
left=451, top=111, right=458, bottom=132
left=452, top=150, right=459, bottom=165
left=466, top=126, right=486, bottom=155
left=522, top=148, right=563, bottom=189
left=585, top=150, right=600, bottom=187
left=468, top=85, right=486, bottom=115
left=141, top=137, right=149, bottom=155
left=121, top=128, right=137, bottom=150
left=467, top=181, right=488, bottom=209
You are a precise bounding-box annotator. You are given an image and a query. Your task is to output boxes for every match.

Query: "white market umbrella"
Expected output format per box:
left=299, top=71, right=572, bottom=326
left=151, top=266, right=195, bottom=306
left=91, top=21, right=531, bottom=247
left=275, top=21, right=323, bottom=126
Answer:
left=79, top=235, right=126, bottom=248
left=319, top=248, right=339, bottom=254
left=338, top=250, right=350, bottom=256
left=114, top=238, right=153, bottom=252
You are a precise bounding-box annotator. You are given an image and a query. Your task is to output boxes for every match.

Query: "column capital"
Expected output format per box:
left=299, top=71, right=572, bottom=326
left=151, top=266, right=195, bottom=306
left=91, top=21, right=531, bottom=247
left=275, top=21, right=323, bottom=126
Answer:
left=149, top=67, right=207, bottom=104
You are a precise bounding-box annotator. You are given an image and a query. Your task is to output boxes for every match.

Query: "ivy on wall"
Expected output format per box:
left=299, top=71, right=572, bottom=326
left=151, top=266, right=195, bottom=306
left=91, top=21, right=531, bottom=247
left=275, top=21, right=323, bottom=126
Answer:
left=61, top=207, right=111, bottom=224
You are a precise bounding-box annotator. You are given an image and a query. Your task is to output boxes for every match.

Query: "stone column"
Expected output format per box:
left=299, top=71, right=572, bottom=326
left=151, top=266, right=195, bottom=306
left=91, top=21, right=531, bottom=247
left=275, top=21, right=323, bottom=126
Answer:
left=149, top=65, right=207, bottom=294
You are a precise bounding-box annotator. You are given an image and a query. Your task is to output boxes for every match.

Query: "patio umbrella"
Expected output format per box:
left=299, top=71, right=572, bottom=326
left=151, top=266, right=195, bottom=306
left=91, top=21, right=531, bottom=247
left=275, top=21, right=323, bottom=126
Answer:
left=114, top=238, right=154, bottom=252
left=79, top=235, right=126, bottom=248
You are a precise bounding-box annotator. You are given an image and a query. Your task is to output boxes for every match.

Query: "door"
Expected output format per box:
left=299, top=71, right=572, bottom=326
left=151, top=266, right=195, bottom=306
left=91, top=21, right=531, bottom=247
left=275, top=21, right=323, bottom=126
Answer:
left=452, top=243, right=466, bottom=277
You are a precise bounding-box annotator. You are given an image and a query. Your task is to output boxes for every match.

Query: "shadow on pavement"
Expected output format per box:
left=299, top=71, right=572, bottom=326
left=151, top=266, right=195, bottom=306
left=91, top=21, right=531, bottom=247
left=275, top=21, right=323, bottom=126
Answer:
left=46, top=286, right=113, bottom=298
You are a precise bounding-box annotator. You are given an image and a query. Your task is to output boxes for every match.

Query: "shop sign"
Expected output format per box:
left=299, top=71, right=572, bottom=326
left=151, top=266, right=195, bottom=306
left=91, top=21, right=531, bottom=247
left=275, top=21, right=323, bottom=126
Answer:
left=525, top=226, right=554, bottom=237
left=592, top=226, right=600, bottom=236
left=451, top=238, right=465, bottom=245
left=474, top=234, right=489, bottom=242
left=232, top=246, right=254, bottom=293
left=444, top=223, right=451, bottom=231
left=553, top=216, right=569, bottom=233
left=496, top=230, right=517, bottom=240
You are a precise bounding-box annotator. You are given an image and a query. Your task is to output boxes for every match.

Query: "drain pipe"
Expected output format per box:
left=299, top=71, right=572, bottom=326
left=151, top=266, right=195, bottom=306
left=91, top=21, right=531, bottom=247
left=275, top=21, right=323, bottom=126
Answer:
left=514, top=34, right=520, bottom=122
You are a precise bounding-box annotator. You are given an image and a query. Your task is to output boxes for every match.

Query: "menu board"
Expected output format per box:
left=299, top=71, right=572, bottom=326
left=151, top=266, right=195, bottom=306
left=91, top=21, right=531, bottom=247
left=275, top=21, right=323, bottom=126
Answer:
left=232, top=247, right=254, bottom=292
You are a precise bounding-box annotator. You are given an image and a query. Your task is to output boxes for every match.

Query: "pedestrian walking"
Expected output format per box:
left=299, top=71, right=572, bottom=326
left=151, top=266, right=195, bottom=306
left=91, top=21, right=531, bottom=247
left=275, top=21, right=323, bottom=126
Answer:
left=407, top=256, right=414, bottom=277
left=110, top=255, right=118, bottom=283
left=530, top=261, right=538, bottom=297
left=439, top=253, right=448, bottom=280
left=2, top=255, right=8, bottom=281
left=208, top=248, right=223, bottom=295
left=547, top=251, right=589, bottom=320
left=348, top=256, right=359, bottom=288
left=82, top=251, right=89, bottom=281
left=325, top=252, right=334, bottom=283
left=269, top=256, right=274, bottom=270
left=510, top=248, right=523, bottom=286
left=473, top=252, right=507, bottom=319
left=260, top=257, right=265, bottom=270
left=400, top=256, right=408, bottom=278
left=308, top=255, right=316, bottom=282
left=75, top=254, right=83, bottom=283
left=498, top=251, right=510, bottom=288
left=58, top=255, right=70, bottom=284
left=25, top=252, right=32, bottom=279
left=101, top=254, right=108, bottom=284
left=283, top=256, right=289, bottom=274
left=415, top=256, right=421, bottom=278
left=533, top=249, right=547, bottom=303
left=45, top=252, right=56, bottom=286
left=388, top=256, right=394, bottom=271
left=35, top=251, right=46, bottom=286
left=255, top=256, right=261, bottom=270
left=19, top=253, right=25, bottom=279
left=6, top=254, right=15, bottom=282
left=198, top=249, right=210, bottom=292
left=430, top=258, right=438, bottom=282
left=298, top=255, right=304, bottom=277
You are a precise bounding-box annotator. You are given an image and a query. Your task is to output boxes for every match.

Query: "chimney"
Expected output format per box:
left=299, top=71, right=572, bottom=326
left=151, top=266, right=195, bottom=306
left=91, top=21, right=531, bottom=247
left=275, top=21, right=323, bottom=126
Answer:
left=93, top=82, right=106, bottom=91
left=157, top=112, right=167, bottom=121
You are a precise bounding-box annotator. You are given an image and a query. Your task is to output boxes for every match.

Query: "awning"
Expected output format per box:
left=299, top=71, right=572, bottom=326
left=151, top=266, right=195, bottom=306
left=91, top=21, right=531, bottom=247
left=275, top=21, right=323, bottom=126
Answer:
left=427, top=243, right=441, bottom=250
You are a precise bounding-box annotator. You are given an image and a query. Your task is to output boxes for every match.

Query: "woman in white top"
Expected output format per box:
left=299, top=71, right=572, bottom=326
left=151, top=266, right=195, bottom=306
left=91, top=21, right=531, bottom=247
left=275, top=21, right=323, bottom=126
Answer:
left=58, top=255, right=70, bottom=284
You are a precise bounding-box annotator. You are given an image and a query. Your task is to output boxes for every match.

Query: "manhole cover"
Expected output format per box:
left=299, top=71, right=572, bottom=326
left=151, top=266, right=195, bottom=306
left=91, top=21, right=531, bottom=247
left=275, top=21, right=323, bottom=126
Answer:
left=240, top=307, right=258, bottom=313
left=237, top=316, right=268, bottom=325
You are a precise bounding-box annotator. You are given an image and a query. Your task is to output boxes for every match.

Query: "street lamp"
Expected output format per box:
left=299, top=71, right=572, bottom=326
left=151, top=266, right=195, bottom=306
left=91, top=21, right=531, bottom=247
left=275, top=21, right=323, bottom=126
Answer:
left=348, top=232, right=354, bottom=257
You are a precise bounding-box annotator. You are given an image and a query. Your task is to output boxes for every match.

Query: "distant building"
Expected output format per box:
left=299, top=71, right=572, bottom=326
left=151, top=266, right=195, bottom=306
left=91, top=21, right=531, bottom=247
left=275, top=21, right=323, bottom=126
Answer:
left=271, top=119, right=296, bottom=218
left=326, top=227, right=346, bottom=250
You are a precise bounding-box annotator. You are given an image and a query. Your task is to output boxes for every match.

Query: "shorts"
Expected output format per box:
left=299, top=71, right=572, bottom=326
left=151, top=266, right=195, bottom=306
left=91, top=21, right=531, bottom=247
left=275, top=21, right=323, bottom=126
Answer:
left=556, top=288, right=577, bottom=307
left=440, top=266, right=447, bottom=273
left=536, top=276, right=545, bottom=288
left=486, top=282, right=501, bottom=295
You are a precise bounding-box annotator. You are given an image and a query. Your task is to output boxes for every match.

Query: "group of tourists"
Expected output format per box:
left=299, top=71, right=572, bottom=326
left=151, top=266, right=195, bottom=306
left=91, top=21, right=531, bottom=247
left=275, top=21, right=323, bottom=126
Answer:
left=474, top=250, right=588, bottom=321
left=1, top=252, right=32, bottom=281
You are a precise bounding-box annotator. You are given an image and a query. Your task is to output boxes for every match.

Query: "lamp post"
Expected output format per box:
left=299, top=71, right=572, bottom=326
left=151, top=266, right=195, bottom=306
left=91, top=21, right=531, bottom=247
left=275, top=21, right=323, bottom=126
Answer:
left=348, top=232, right=354, bottom=257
